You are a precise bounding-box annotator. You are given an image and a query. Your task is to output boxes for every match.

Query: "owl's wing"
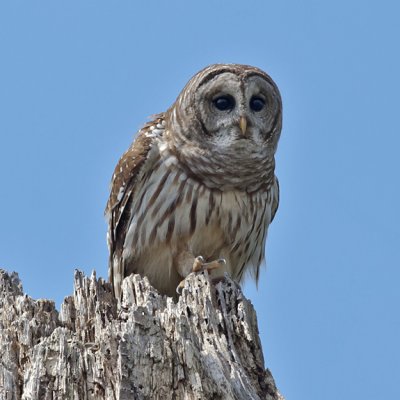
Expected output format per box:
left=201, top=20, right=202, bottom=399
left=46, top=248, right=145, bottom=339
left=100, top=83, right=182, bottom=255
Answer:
left=270, top=176, right=280, bottom=223
left=105, top=113, right=165, bottom=297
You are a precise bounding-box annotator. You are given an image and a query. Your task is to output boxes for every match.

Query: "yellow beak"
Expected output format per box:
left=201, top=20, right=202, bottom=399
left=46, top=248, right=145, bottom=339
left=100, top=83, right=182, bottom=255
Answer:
left=239, top=116, right=247, bottom=136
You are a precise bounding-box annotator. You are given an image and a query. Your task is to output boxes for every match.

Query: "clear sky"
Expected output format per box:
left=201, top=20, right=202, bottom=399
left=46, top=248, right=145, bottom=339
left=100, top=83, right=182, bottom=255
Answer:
left=0, top=1, right=399, bottom=399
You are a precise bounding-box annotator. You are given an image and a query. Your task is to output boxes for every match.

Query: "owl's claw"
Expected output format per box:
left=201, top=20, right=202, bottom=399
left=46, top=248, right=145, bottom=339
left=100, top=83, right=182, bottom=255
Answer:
left=176, top=256, right=226, bottom=294
left=192, top=256, right=226, bottom=272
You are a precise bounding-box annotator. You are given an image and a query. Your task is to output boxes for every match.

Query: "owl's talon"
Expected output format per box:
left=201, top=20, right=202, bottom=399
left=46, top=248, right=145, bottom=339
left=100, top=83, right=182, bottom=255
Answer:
left=176, top=280, right=185, bottom=295
left=176, top=256, right=226, bottom=294
left=192, top=256, right=205, bottom=272
left=197, top=258, right=226, bottom=272
left=192, top=256, right=225, bottom=273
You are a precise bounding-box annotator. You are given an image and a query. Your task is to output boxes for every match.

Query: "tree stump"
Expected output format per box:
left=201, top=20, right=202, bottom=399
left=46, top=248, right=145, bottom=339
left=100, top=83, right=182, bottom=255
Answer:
left=0, top=268, right=283, bottom=400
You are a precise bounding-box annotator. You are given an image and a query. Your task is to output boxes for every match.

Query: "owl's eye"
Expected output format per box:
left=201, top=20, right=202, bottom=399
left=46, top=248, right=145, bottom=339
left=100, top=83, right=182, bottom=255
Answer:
left=213, top=95, right=235, bottom=111
left=250, top=97, right=265, bottom=112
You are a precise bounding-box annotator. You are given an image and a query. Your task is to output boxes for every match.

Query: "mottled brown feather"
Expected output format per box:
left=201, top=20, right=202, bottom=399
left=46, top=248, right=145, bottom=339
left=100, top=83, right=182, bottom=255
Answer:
left=105, top=113, right=165, bottom=292
left=270, top=177, right=280, bottom=223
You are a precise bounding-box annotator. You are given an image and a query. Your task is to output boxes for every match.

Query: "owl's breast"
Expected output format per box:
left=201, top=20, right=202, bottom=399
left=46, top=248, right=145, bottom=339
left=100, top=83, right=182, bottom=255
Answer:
left=122, top=146, right=275, bottom=284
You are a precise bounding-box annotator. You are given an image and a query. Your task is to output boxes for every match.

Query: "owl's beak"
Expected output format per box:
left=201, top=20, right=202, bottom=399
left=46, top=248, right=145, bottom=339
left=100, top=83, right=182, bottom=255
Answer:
left=239, top=116, right=247, bottom=136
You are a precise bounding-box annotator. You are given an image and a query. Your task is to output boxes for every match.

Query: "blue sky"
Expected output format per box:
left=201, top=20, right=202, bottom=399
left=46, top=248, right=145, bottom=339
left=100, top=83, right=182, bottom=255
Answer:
left=0, top=1, right=399, bottom=399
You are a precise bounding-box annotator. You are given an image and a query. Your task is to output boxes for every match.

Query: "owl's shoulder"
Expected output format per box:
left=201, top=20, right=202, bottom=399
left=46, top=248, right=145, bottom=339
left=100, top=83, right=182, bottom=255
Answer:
left=105, top=113, right=165, bottom=219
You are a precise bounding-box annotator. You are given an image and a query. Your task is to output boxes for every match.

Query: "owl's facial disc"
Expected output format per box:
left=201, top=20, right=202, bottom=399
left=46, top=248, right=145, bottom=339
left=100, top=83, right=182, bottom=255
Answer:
left=191, top=71, right=281, bottom=152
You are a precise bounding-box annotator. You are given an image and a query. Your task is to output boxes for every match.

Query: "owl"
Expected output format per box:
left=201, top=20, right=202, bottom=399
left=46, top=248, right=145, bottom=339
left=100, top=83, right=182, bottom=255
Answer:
left=105, top=64, right=282, bottom=299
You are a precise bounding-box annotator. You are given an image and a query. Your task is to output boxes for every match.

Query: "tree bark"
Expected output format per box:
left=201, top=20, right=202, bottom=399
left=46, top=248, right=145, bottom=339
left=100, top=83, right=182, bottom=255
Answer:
left=0, top=268, right=283, bottom=400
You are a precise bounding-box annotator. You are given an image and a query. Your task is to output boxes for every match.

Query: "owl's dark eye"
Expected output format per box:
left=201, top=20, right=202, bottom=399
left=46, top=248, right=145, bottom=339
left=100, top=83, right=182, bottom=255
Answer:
left=213, top=95, right=235, bottom=111
left=250, top=97, right=265, bottom=112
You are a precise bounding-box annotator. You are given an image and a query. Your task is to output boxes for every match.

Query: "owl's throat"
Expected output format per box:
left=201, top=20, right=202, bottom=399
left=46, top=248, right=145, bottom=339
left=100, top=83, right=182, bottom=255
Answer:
left=165, top=142, right=275, bottom=193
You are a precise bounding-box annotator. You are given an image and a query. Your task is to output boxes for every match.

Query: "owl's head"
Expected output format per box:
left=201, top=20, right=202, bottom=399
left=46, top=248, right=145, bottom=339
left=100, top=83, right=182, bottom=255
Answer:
left=166, top=64, right=282, bottom=191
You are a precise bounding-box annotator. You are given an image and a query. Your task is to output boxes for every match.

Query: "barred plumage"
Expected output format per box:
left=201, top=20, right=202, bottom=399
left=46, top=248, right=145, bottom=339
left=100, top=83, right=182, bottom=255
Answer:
left=106, top=64, right=282, bottom=298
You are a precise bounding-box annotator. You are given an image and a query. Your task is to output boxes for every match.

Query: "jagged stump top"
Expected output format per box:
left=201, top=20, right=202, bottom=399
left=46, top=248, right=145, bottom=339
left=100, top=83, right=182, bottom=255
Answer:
left=0, top=269, right=283, bottom=400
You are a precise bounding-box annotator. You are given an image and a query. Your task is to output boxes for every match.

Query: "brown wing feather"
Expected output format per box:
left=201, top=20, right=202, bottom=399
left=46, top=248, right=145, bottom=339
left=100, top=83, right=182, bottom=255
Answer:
left=270, top=176, right=280, bottom=223
left=105, top=113, right=165, bottom=296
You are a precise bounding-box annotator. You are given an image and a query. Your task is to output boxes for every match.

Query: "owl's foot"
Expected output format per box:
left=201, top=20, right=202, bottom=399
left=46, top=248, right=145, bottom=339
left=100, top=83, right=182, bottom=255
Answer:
left=176, top=256, right=226, bottom=294
left=191, top=256, right=226, bottom=273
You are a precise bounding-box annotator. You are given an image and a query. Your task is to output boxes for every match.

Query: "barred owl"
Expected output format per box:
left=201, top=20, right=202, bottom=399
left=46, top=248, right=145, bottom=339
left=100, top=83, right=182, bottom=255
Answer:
left=105, top=64, right=282, bottom=299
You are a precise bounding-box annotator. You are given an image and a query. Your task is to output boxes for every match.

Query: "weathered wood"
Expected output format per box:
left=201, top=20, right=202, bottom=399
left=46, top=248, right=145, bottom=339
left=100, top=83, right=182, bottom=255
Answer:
left=0, top=268, right=283, bottom=400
